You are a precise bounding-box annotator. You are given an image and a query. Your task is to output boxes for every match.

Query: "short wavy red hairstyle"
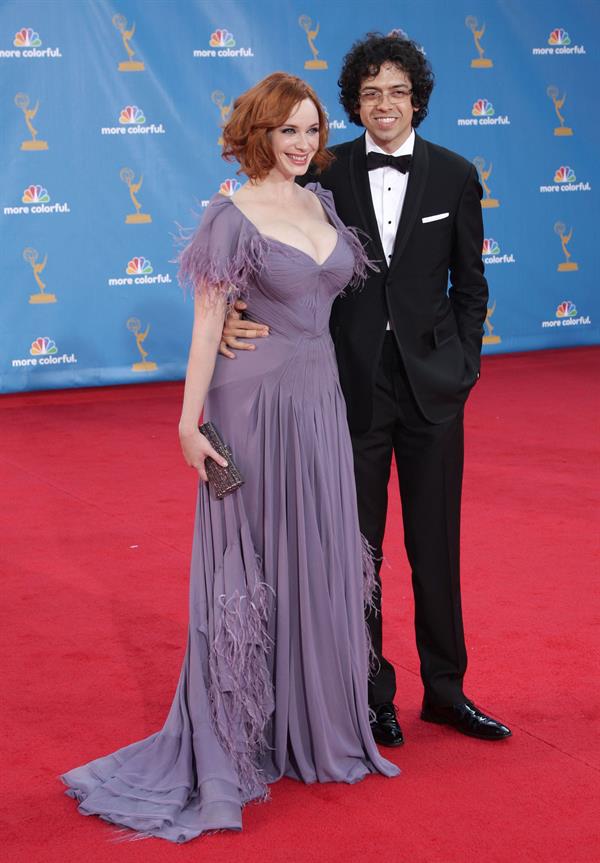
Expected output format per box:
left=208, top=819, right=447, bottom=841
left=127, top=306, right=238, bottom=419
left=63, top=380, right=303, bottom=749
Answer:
left=222, top=72, right=333, bottom=180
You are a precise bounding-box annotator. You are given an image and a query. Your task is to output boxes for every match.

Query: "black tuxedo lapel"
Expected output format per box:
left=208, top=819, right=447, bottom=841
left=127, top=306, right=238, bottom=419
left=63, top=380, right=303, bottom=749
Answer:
left=349, top=135, right=388, bottom=271
left=389, top=134, right=429, bottom=273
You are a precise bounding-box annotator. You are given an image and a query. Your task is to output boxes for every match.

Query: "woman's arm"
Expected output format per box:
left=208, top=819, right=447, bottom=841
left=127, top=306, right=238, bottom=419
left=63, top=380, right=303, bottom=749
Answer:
left=178, top=288, right=230, bottom=481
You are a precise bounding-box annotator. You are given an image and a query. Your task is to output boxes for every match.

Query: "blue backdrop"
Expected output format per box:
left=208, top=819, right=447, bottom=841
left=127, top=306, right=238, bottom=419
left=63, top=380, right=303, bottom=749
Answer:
left=1, top=0, right=598, bottom=392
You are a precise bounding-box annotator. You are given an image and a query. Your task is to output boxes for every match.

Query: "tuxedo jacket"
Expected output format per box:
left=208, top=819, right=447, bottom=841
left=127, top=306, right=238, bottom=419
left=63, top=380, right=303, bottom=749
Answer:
left=302, top=132, right=488, bottom=432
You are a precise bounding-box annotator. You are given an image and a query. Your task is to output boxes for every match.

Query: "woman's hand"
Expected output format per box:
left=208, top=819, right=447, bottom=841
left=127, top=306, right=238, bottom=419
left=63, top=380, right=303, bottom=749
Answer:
left=219, top=300, right=269, bottom=358
left=178, top=426, right=228, bottom=481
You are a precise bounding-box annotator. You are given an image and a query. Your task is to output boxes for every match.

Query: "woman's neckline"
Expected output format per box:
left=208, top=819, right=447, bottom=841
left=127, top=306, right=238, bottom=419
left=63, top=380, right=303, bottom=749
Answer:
left=223, top=186, right=339, bottom=267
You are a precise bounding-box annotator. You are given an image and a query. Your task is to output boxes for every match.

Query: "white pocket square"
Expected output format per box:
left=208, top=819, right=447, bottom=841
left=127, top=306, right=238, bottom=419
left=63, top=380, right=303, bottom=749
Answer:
left=422, top=212, right=449, bottom=223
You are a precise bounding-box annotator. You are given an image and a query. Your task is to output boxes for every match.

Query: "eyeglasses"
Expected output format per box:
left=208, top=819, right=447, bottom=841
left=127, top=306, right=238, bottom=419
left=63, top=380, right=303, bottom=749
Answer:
left=359, top=87, right=413, bottom=105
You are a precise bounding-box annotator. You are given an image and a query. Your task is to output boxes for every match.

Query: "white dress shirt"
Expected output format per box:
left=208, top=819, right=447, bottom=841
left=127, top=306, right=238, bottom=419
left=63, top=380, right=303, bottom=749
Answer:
left=365, top=129, right=415, bottom=329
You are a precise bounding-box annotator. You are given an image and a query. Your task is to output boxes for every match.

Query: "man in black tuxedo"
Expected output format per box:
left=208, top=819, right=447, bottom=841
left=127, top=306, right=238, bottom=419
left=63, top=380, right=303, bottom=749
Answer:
left=222, top=32, right=511, bottom=744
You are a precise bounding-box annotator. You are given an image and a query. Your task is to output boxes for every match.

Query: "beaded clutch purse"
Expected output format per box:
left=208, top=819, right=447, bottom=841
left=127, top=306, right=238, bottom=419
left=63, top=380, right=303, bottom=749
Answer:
left=199, top=421, right=244, bottom=499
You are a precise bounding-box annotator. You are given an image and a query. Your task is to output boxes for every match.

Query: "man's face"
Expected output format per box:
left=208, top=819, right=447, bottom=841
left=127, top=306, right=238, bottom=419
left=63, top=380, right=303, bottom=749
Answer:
left=357, top=62, right=416, bottom=153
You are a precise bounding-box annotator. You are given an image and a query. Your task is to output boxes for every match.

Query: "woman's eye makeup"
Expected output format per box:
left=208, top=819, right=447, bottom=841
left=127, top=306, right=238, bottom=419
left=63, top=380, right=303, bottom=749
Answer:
left=279, top=126, right=319, bottom=135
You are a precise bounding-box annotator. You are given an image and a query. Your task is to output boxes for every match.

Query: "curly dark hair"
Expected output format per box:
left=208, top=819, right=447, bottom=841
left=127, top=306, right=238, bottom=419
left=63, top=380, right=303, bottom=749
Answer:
left=338, top=31, right=435, bottom=128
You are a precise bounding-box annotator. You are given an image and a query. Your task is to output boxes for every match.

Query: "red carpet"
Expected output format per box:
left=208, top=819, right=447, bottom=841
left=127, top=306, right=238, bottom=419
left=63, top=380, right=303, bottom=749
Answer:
left=2, top=347, right=599, bottom=862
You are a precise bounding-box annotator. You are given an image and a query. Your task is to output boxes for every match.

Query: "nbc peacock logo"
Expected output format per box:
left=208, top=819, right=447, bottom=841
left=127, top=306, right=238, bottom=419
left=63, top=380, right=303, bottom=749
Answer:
left=1, top=26, right=62, bottom=59
left=482, top=238, right=515, bottom=265
left=541, top=300, right=591, bottom=329
left=4, top=183, right=70, bottom=216
left=210, top=29, right=235, bottom=47
left=10, top=336, right=77, bottom=368
left=540, top=166, right=591, bottom=194
left=107, top=256, right=172, bottom=287
left=101, top=105, right=165, bottom=137
left=22, top=184, right=49, bottom=204
left=482, top=239, right=499, bottom=255
left=30, top=336, right=57, bottom=356
left=532, top=27, right=585, bottom=55
left=220, top=179, right=241, bottom=197
left=458, top=99, right=510, bottom=127
left=14, top=27, right=41, bottom=47
left=556, top=301, right=576, bottom=318
left=548, top=28, right=570, bottom=46
left=194, top=27, right=253, bottom=59
left=126, top=256, right=153, bottom=275
left=472, top=99, right=494, bottom=117
left=554, top=166, right=575, bottom=183
left=119, top=105, right=145, bottom=125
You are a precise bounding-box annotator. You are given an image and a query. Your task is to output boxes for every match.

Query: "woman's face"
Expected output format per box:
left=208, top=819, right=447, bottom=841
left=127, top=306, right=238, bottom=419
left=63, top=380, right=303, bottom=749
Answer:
left=269, top=98, right=320, bottom=179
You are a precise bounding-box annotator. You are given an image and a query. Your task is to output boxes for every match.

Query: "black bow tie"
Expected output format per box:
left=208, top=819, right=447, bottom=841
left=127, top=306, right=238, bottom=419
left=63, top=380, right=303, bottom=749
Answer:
left=366, top=152, right=412, bottom=173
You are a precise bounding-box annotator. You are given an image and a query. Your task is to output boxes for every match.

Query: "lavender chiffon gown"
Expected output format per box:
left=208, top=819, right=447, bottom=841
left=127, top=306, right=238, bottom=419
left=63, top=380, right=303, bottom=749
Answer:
left=61, top=183, right=399, bottom=842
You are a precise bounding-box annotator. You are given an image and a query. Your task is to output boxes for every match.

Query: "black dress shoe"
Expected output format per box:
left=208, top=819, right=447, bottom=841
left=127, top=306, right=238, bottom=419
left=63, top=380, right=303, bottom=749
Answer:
left=370, top=702, right=404, bottom=747
left=421, top=698, right=512, bottom=741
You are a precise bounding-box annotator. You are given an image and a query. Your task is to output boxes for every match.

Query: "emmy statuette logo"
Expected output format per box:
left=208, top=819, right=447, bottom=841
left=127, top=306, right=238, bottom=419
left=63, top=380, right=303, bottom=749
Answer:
left=299, top=15, right=328, bottom=69
left=127, top=318, right=157, bottom=371
left=23, top=247, right=56, bottom=303
left=546, top=86, right=573, bottom=136
left=15, top=93, right=48, bottom=150
left=465, top=16, right=493, bottom=68
left=211, top=91, right=233, bottom=146
left=113, top=14, right=144, bottom=71
left=554, top=222, right=578, bottom=271
left=473, top=157, right=499, bottom=208
left=120, top=167, right=152, bottom=223
left=483, top=301, right=501, bottom=344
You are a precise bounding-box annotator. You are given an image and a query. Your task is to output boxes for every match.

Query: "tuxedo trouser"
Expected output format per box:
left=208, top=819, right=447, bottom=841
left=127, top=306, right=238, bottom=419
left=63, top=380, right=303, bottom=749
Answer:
left=351, top=332, right=468, bottom=708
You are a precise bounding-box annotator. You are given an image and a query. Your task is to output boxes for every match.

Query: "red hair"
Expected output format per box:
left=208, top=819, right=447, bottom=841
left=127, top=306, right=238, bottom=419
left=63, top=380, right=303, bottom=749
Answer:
left=222, top=72, right=333, bottom=180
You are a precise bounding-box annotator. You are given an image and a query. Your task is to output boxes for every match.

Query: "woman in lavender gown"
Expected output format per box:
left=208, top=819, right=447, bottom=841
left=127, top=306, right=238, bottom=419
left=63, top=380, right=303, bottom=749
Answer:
left=61, top=72, right=399, bottom=842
